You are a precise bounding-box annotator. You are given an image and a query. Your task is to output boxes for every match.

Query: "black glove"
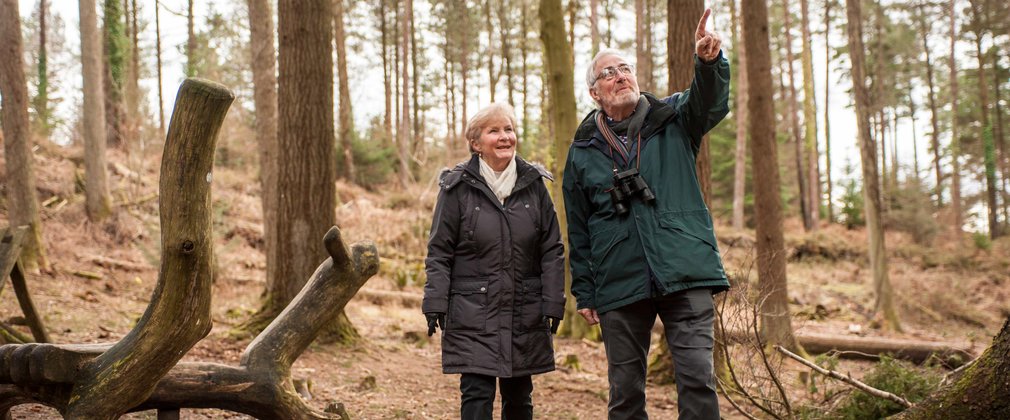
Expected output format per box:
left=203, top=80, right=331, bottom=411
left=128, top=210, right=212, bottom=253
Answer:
left=425, top=312, right=446, bottom=336
left=543, top=316, right=561, bottom=334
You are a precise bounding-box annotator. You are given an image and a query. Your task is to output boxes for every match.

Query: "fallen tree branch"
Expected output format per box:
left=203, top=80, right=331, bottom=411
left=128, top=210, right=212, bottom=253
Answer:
left=775, top=345, right=912, bottom=408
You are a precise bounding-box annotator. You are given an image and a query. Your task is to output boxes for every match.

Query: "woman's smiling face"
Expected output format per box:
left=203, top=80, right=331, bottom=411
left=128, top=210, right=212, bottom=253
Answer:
left=472, top=117, right=517, bottom=171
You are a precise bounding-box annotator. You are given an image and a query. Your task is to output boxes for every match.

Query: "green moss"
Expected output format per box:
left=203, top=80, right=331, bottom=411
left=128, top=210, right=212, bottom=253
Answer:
left=825, top=356, right=941, bottom=420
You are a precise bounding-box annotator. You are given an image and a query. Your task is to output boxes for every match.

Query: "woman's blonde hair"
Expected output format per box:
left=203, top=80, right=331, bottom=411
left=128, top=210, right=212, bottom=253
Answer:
left=465, top=102, right=519, bottom=153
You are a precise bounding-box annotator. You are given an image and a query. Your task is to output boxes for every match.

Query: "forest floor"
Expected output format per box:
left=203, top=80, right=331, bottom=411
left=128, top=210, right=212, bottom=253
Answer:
left=2, top=145, right=1009, bottom=419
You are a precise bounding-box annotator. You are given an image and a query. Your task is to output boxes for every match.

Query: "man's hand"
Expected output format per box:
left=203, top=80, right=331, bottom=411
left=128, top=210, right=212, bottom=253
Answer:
left=577, top=308, right=600, bottom=326
left=425, top=312, right=446, bottom=336
left=695, top=8, right=722, bottom=62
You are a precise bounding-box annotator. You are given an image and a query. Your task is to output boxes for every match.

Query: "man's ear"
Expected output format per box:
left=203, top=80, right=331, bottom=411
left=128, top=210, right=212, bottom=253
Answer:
left=589, top=87, right=600, bottom=104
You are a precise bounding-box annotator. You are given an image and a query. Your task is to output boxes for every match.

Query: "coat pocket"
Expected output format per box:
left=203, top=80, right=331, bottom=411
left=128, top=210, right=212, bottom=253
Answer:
left=448, top=277, right=489, bottom=331
left=517, top=276, right=546, bottom=333
left=655, top=211, right=726, bottom=281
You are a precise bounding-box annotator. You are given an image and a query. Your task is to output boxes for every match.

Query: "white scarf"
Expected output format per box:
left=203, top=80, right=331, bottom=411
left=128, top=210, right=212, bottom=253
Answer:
left=478, top=155, right=517, bottom=204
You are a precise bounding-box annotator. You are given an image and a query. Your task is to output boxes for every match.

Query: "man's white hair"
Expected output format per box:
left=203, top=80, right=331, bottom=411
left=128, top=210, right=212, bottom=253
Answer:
left=585, top=49, right=632, bottom=91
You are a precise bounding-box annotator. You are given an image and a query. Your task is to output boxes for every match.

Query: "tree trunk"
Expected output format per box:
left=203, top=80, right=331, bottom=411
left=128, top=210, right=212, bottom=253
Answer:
left=411, top=0, right=422, bottom=155
left=783, top=0, right=812, bottom=232
left=823, top=0, right=834, bottom=223
left=398, top=0, right=413, bottom=188
left=540, top=0, right=593, bottom=341
left=334, top=0, right=355, bottom=180
left=380, top=0, right=392, bottom=145
left=844, top=0, right=901, bottom=332
left=485, top=0, right=499, bottom=103
left=948, top=0, right=962, bottom=232
left=893, top=318, right=1010, bottom=419
left=103, top=0, right=126, bottom=148
left=248, top=0, right=278, bottom=291
left=125, top=0, right=140, bottom=148
left=917, top=2, right=944, bottom=207
left=743, top=0, right=799, bottom=350
left=635, top=0, right=655, bottom=93
left=34, top=0, right=50, bottom=135
left=80, top=0, right=113, bottom=222
left=731, top=0, right=748, bottom=231
left=254, top=0, right=357, bottom=344
left=443, top=37, right=454, bottom=164
left=186, top=0, right=195, bottom=77
left=969, top=0, right=998, bottom=239
left=498, top=0, right=516, bottom=108
left=521, top=1, right=531, bottom=151
left=155, top=0, right=165, bottom=137
left=0, top=0, right=47, bottom=273
left=589, top=0, right=600, bottom=56
left=800, top=0, right=819, bottom=231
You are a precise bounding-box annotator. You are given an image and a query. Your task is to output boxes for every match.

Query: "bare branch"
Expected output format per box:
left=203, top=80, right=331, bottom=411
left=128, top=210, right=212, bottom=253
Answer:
left=775, top=345, right=912, bottom=408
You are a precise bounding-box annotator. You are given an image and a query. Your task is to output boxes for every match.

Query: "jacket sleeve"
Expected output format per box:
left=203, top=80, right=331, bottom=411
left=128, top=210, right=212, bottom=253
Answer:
left=665, top=52, right=731, bottom=156
left=537, top=179, right=566, bottom=320
left=561, top=147, right=595, bottom=310
left=422, top=185, right=459, bottom=314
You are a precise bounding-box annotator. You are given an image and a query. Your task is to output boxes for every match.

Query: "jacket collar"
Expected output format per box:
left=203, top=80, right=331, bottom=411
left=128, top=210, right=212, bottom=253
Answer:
left=573, top=92, right=678, bottom=150
left=444, top=154, right=552, bottom=197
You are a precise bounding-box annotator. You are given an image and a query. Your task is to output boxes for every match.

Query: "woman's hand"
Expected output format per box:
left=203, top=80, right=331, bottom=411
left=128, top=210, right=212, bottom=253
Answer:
left=425, top=312, right=446, bottom=336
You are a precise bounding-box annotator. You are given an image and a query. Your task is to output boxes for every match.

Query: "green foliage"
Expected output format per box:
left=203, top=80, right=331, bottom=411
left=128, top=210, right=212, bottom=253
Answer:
left=103, top=0, right=127, bottom=90
left=338, top=117, right=397, bottom=190
left=825, top=356, right=940, bottom=420
left=972, top=231, right=992, bottom=251
left=838, top=162, right=865, bottom=229
left=885, top=178, right=939, bottom=245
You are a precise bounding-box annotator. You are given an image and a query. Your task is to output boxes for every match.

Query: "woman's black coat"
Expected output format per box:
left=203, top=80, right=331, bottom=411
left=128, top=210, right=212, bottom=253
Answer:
left=423, top=154, right=566, bottom=377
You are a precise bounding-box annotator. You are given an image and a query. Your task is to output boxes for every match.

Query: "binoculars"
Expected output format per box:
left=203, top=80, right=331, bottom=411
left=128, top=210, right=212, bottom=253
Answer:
left=608, top=168, right=656, bottom=215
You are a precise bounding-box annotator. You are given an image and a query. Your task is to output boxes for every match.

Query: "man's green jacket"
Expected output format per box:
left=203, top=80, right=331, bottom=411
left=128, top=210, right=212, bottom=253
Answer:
left=562, top=55, right=731, bottom=314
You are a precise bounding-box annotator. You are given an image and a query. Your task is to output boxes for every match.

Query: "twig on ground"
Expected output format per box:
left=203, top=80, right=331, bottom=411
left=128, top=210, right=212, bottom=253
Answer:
left=775, top=345, right=912, bottom=408
left=717, top=379, right=760, bottom=420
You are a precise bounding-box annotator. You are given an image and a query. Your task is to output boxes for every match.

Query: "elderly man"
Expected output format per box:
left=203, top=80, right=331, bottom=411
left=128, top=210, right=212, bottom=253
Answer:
left=561, top=8, right=730, bottom=420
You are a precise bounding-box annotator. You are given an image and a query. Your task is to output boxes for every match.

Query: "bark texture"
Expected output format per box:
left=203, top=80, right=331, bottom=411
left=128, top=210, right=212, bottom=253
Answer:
left=743, top=0, right=800, bottom=349
left=731, top=0, right=749, bottom=231
left=334, top=0, right=355, bottom=180
left=844, top=0, right=901, bottom=331
left=0, top=0, right=47, bottom=272
left=893, top=318, right=1010, bottom=419
left=247, top=0, right=279, bottom=290
left=80, top=0, right=113, bottom=221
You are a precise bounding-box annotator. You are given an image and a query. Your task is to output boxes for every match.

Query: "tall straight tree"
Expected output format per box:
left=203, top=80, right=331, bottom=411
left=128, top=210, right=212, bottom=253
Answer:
left=799, top=0, right=819, bottom=231
left=34, top=0, right=50, bottom=134
left=103, top=0, right=127, bottom=148
left=968, top=0, right=999, bottom=238
left=845, top=0, right=901, bottom=331
left=743, top=0, right=800, bottom=349
left=783, top=0, right=813, bottom=231
left=259, top=0, right=357, bottom=343
left=540, top=0, right=590, bottom=340
left=379, top=0, right=392, bottom=144
left=398, top=0, right=413, bottom=187
left=590, top=0, right=601, bottom=55
left=247, top=0, right=278, bottom=292
left=0, top=0, right=47, bottom=271
left=334, top=0, right=355, bottom=180
left=154, top=0, right=165, bottom=136
left=80, top=0, right=112, bottom=221
left=731, top=0, right=749, bottom=231
left=125, top=0, right=141, bottom=147
left=669, top=0, right=711, bottom=202
left=636, top=0, right=655, bottom=93
left=949, top=0, right=962, bottom=231
left=915, top=1, right=944, bottom=207
left=823, top=0, right=834, bottom=222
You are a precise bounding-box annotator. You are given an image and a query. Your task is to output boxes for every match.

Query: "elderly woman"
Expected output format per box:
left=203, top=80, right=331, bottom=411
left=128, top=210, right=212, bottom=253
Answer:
left=423, top=102, right=565, bottom=420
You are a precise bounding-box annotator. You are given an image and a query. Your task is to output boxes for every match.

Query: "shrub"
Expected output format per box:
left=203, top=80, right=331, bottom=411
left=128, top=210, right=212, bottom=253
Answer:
left=827, top=356, right=940, bottom=420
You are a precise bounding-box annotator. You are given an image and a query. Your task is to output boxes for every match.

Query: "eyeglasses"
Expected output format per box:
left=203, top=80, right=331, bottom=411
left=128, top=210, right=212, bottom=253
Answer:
left=594, top=63, right=635, bottom=83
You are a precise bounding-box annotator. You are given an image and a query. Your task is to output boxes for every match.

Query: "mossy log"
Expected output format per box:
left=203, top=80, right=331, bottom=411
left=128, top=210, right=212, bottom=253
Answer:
left=0, top=78, right=379, bottom=418
left=0, top=78, right=233, bottom=419
left=892, top=317, right=1010, bottom=419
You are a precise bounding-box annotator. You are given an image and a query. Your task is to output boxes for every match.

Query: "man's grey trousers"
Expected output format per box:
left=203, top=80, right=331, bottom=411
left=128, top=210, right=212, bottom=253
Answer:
left=598, top=287, right=720, bottom=420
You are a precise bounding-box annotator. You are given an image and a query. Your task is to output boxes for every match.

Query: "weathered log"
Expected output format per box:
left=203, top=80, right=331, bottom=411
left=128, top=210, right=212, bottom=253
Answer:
left=893, top=317, right=1010, bottom=419
left=62, top=78, right=234, bottom=419
left=1, top=226, right=50, bottom=343
left=132, top=226, right=377, bottom=419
